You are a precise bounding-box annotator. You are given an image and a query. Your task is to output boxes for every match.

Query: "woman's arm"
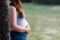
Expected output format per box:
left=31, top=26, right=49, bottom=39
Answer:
left=9, top=6, right=26, bottom=32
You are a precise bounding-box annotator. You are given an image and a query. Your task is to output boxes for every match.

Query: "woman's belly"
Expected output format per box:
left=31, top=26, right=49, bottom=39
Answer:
left=17, top=18, right=28, bottom=28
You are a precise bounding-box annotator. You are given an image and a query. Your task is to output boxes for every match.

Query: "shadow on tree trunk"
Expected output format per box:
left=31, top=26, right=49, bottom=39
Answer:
left=0, top=0, right=11, bottom=40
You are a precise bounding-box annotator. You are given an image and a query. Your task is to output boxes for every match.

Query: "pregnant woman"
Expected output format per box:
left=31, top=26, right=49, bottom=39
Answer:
left=9, top=0, right=30, bottom=40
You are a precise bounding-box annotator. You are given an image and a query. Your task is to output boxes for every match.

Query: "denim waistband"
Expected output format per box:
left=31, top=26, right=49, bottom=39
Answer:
left=10, top=31, right=27, bottom=34
left=10, top=31, right=27, bottom=37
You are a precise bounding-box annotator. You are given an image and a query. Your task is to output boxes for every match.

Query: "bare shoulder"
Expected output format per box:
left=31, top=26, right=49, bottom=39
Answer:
left=9, top=6, right=17, bottom=15
left=9, top=6, right=16, bottom=10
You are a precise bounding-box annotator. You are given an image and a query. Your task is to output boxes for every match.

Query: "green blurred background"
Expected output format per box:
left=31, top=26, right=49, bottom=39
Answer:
left=21, top=0, right=60, bottom=40
left=21, top=0, right=60, bottom=5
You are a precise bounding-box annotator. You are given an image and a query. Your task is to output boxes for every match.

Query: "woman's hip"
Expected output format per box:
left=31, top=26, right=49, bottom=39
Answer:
left=10, top=31, right=27, bottom=40
left=10, top=31, right=27, bottom=37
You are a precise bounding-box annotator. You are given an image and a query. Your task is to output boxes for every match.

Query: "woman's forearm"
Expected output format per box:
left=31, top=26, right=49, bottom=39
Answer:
left=11, top=23, right=30, bottom=33
left=11, top=25, right=26, bottom=32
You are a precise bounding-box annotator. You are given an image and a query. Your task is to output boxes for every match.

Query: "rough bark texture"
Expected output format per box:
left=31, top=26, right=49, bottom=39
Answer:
left=0, top=0, right=11, bottom=40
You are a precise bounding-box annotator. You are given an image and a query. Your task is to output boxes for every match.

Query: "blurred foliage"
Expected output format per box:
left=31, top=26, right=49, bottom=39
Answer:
left=21, top=0, right=31, bottom=2
left=32, top=0, right=60, bottom=5
left=23, top=3, right=60, bottom=40
left=21, top=0, right=60, bottom=5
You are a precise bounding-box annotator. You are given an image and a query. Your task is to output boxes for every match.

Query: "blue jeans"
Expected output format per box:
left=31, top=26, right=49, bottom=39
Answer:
left=10, top=31, right=27, bottom=40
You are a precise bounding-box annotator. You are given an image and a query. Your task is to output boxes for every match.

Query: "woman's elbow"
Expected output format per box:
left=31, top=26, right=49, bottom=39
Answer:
left=11, top=24, right=17, bottom=30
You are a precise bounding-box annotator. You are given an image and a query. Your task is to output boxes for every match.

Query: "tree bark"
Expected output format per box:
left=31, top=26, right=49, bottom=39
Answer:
left=0, top=0, right=11, bottom=40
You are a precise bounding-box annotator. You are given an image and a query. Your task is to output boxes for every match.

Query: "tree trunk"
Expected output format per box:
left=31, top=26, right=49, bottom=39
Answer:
left=0, top=0, right=11, bottom=40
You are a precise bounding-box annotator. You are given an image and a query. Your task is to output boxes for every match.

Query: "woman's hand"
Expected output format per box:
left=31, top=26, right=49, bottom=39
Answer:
left=25, top=25, right=30, bottom=34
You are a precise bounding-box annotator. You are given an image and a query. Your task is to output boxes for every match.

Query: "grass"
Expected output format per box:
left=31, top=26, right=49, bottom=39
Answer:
left=23, top=3, right=60, bottom=40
